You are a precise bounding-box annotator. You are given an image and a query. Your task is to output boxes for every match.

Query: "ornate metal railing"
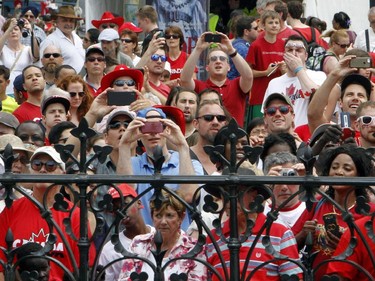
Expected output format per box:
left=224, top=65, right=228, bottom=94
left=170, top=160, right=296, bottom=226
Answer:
left=0, top=119, right=374, bottom=281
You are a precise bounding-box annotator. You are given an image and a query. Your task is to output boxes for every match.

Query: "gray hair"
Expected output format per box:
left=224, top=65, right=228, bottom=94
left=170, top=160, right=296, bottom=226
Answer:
left=263, top=151, right=299, bottom=174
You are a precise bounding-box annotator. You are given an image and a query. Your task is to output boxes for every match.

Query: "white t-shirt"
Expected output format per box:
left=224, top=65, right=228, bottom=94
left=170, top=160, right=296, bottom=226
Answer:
left=263, top=201, right=306, bottom=228
left=263, top=70, right=327, bottom=127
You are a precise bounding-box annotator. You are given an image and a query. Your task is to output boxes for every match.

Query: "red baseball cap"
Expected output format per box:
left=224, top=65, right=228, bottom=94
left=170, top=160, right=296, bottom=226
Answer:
left=154, top=105, right=186, bottom=135
left=107, top=183, right=137, bottom=199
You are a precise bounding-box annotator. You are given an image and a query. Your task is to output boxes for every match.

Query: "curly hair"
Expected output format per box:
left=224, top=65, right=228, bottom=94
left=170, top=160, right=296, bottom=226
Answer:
left=320, top=144, right=373, bottom=200
left=56, top=75, right=93, bottom=122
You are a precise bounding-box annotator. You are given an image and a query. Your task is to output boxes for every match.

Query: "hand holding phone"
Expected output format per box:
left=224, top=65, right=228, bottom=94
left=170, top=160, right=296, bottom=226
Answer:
left=339, top=112, right=354, bottom=140
left=204, top=33, right=222, bottom=43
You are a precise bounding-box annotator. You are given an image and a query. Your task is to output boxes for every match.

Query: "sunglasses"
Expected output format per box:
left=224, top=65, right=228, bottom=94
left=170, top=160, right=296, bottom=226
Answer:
left=43, top=53, right=61, bottom=59
left=113, top=79, right=136, bottom=87
left=24, top=14, right=35, bottom=19
left=357, top=115, right=375, bottom=125
left=101, top=23, right=116, bottom=29
left=264, top=105, right=292, bottom=116
left=197, top=114, right=226, bottom=122
left=209, top=55, right=228, bottom=62
left=335, top=42, right=350, bottom=48
left=108, top=121, right=130, bottom=130
left=151, top=54, right=167, bottom=62
left=14, top=153, right=30, bottom=165
left=121, top=38, right=133, bottom=43
left=69, top=92, right=85, bottom=98
left=86, top=56, right=105, bottom=62
left=31, top=159, right=59, bottom=172
left=165, top=34, right=179, bottom=39
left=19, top=134, right=44, bottom=143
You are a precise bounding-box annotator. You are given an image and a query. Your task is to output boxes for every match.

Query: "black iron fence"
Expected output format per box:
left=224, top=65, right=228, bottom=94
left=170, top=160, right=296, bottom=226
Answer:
left=0, top=119, right=374, bottom=281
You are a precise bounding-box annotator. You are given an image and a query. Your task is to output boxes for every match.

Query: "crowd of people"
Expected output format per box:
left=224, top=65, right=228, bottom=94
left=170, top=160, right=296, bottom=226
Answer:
left=0, top=0, right=374, bottom=280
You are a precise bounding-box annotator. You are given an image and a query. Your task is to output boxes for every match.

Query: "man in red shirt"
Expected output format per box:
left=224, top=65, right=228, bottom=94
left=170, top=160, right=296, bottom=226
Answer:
left=180, top=32, right=252, bottom=127
left=13, top=66, right=45, bottom=123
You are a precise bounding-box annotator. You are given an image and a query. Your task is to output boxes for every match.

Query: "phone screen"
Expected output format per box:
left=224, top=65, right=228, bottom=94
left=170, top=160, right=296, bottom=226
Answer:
left=107, top=91, right=137, bottom=106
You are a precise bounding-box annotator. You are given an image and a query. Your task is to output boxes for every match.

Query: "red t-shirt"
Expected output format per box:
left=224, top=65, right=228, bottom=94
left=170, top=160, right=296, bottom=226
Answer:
left=13, top=101, right=42, bottom=123
left=293, top=27, right=329, bottom=49
left=292, top=199, right=375, bottom=279
left=194, top=77, right=247, bottom=127
left=246, top=37, right=285, bottom=105
left=326, top=216, right=375, bottom=279
left=0, top=197, right=96, bottom=280
left=295, top=124, right=311, bottom=142
left=149, top=81, right=171, bottom=98
left=167, top=51, right=197, bottom=81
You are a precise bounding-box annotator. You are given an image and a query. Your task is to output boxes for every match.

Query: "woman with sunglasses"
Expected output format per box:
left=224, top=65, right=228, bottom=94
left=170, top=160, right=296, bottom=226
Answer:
left=57, top=75, right=94, bottom=126
left=120, top=29, right=141, bottom=66
left=165, top=26, right=196, bottom=88
left=319, top=30, right=350, bottom=74
left=0, top=17, right=39, bottom=93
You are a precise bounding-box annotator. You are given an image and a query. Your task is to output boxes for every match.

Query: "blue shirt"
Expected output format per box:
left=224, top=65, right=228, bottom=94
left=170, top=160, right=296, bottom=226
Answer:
left=132, top=150, right=204, bottom=231
left=228, top=38, right=250, bottom=80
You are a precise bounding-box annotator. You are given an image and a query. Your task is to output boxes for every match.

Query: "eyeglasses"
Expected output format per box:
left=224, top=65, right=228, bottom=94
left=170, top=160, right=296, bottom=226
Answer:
left=14, top=153, right=30, bottom=165
left=264, top=105, right=292, bottom=116
left=197, top=114, right=227, bottom=122
left=121, top=38, right=133, bottom=43
left=113, top=79, right=136, bottom=87
left=69, top=92, right=85, bottom=98
left=43, top=53, right=62, bottom=59
left=209, top=55, right=228, bottom=62
left=165, top=34, right=179, bottom=39
left=335, top=42, right=350, bottom=49
left=31, top=159, right=59, bottom=172
left=357, top=115, right=375, bottom=125
left=107, top=121, right=130, bottom=130
left=151, top=54, right=167, bottom=62
left=100, top=23, right=116, bottom=29
left=86, top=56, right=105, bottom=62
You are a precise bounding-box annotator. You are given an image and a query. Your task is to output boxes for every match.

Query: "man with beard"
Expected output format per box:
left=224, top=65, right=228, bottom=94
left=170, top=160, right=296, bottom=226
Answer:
left=39, top=6, right=85, bottom=73
left=190, top=100, right=229, bottom=175
left=13, top=66, right=46, bottom=123
left=174, top=89, right=199, bottom=145
left=41, top=44, right=64, bottom=89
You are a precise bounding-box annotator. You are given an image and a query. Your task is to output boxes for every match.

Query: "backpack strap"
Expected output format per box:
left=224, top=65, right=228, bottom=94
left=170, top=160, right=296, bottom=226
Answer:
left=365, top=29, right=370, bottom=52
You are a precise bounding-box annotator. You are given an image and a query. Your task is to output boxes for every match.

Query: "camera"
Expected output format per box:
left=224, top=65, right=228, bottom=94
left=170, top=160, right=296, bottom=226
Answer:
left=17, top=18, right=25, bottom=28
left=17, top=19, right=30, bottom=38
left=280, top=168, right=297, bottom=177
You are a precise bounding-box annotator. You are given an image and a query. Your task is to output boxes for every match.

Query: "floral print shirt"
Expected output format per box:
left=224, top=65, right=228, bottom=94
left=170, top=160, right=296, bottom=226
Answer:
left=118, top=229, right=207, bottom=281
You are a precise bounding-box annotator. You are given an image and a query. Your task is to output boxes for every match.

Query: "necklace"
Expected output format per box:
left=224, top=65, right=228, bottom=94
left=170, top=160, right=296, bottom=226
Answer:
left=332, top=202, right=356, bottom=214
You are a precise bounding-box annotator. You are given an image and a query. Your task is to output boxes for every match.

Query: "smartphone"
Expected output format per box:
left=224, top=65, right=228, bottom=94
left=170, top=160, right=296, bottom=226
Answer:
left=140, top=122, right=164, bottom=134
left=339, top=112, right=354, bottom=140
left=323, top=213, right=341, bottom=237
left=107, top=91, right=137, bottom=106
left=350, top=57, right=372, bottom=68
left=204, top=33, right=222, bottom=43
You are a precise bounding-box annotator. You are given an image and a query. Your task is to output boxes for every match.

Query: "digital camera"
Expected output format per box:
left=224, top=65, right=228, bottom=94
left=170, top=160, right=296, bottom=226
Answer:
left=280, top=168, right=297, bottom=177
